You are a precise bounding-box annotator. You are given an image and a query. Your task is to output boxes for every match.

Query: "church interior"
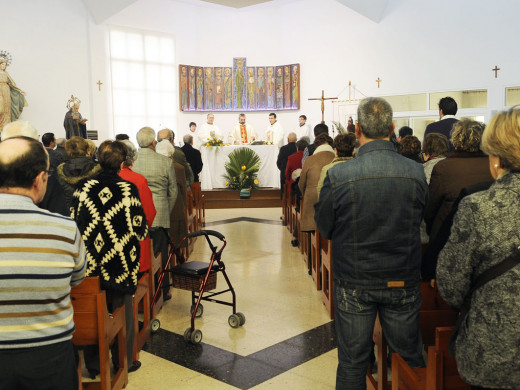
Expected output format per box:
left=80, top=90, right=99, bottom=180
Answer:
left=3, top=0, right=520, bottom=389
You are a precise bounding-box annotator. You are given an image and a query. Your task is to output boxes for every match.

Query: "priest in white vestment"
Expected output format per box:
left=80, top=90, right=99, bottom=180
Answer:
left=265, top=112, right=284, bottom=148
left=200, top=113, right=223, bottom=141
left=188, top=121, right=205, bottom=149
left=295, top=114, right=312, bottom=141
left=229, top=113, right=257, bottom=145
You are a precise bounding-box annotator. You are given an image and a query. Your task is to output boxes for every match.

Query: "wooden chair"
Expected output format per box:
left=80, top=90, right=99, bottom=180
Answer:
left=132, top=272, right=151, bottom=362
left=392, top=327, right=470, bottom=390
left=310, top=230, right=322, bottom=290
left=367, top=315, right=391, bottom=390
left=71, top=277, right=128, bottom=390
left=321, top=239, right=334, bottom=319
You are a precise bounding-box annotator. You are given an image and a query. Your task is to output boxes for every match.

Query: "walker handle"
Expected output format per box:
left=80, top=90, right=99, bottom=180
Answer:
left=186, top=230, right=225, bottom=241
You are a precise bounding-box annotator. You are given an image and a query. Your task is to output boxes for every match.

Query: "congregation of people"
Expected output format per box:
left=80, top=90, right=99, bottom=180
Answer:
left=284, top=96, right=519, bottom=390
left=1, top=93, right=519, bottom=390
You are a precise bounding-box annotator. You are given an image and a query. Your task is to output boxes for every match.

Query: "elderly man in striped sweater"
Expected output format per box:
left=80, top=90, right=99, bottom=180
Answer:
left=0, top=132, right=86, bottom=390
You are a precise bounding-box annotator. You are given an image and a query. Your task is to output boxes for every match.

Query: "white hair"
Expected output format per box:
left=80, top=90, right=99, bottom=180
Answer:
left=121, top=139, right=137, bottom=166
left=155, top=139, right=175, bottom=157
left=2, top=121, right=39, bottom=141
left=136, top=127, right=156, bottom=148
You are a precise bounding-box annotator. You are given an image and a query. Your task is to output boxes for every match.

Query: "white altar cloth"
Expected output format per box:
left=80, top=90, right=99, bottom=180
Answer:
left=200, top=145, right=280, bottom=190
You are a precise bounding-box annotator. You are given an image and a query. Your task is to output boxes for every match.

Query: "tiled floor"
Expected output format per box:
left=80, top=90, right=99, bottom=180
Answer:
left=125, top=208, right=338, bottom=389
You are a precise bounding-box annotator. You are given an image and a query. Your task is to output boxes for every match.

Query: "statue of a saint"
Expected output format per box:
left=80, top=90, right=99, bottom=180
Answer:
left=235, top=59, right=245, bottom=109
left=63, top=97, right=87, bottom=139
left=0, top=54, right=28, bottom=130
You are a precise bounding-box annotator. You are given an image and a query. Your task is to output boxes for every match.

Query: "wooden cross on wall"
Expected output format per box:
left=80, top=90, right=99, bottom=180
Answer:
left=376, top=77, right=382, bottom=88
left=97, top=80, right=103, bottom=91
left=492, top=66, right=500, bottom=78
left=308, top=90, right=338, bottom=124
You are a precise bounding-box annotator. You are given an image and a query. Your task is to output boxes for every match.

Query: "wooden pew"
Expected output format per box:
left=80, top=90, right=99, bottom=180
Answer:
left=185, top=190, right=198, bottom=257
left=149, top=247, right=164, bottom=320
left=392, top=327, right=470, bottom=390
left=310, top=230, right=322, bottom=290
left=321, top=239, right=334, bottom=319
left=71, top=277, right=128, bottom=390
left=367, top=283, right=458, bottom=390
left=289, top=190, right=298, bottom=235
left=191, top=182, right=205, bottom=227
left=132, top=273, right=151, bottom=362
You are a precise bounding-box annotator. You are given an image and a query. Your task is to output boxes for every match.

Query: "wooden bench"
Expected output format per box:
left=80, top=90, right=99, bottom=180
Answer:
left=71, top=277, right=128, bottom=390
left=150, top=247, right=164, bottom=320
left=310, top=230, right=324, bottom=290
left=392, top=327, right=470, bottom=390
left=185, top=190, right=198, bottom=257
left=191, top=182, right=205, bottom=227
left=132, top=273, right=151, bottom=361
left=321, top=238, right=333, bottom=318
left=367, top=283, right=458, bottom=390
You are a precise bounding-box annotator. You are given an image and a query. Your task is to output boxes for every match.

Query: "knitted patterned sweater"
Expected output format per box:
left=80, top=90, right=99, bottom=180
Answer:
left=71, top=171, right=148, bottom=294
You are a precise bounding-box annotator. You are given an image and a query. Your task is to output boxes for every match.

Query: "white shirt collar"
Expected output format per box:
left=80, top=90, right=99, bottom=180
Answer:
left=441, top=114, right=456, bottom=121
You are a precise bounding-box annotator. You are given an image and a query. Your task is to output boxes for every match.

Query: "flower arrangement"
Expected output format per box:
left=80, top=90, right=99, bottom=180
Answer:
left=223, top=147, right=261, bottom=190
left=204, top=135, right=225, bottom=147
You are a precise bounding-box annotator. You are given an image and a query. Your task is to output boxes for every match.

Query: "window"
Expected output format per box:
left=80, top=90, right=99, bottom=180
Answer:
left=109, top=27, right=176, bottom=138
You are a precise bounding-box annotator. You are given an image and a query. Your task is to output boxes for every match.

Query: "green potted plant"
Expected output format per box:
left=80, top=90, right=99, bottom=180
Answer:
left=222, top=147, right=261, bottom=198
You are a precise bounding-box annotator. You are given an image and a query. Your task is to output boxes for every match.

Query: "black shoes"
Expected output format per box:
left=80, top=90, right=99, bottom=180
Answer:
left=291, top=239, right=299, bottom=247
left=128, top=361, right=141, bottom=373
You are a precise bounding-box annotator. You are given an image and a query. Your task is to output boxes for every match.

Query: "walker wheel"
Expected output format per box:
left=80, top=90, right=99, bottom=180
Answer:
left=184, top=327, right=192, bottom=341
left=236, top=312, right=246, bottom=326
left=190, top=304, right=204, bottom=318
left=190, top=329, right=203, bottom=344
left=228, top=314, right=240, bottom=328
left=151, top=319, right=161, bottom=333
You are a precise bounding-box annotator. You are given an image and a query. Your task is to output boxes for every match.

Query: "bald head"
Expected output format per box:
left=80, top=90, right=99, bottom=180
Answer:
left=157, top=129, right=174, bottom=143
left=2, top=121, right=39, bottom=141
left=287, top=132, right=297, bottom=143
left=0, top=137, right=49, bottom=198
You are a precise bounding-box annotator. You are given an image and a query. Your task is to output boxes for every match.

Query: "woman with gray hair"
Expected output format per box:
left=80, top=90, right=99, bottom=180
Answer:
left=436, top=107, right=520, bottom=389
left=425, top=119, right=493, bottom=241
left=119, top=139, right=156, bottom=274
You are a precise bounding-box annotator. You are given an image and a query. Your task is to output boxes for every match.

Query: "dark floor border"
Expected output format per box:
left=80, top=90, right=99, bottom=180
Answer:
left=143, top=321, right=336, bottom=389
left=204, top=216, right=284, bottom=227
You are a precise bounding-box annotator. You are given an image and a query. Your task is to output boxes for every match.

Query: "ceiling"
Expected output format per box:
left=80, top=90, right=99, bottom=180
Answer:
left=199, top=0, right=274, bottom=8
left=82, top=0, right=388, bottom=24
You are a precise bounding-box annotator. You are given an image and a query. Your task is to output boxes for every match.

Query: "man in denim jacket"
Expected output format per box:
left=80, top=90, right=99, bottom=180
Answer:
left=315, top=97, right=428, bottom=390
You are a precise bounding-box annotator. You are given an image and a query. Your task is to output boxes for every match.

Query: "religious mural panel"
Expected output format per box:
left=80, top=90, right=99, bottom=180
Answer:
left=188, top=66, right=196, bottom=110
left=178, top=59, right=299, bottom=111
left=256, top=67, right=266, bottom=110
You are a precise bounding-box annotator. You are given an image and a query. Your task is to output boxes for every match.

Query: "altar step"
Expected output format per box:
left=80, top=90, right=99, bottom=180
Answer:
left=202, top=188, right=282, bottom=209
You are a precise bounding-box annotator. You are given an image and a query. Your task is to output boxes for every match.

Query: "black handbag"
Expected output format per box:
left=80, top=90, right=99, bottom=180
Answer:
left=449, top=247, right=520, bottom=357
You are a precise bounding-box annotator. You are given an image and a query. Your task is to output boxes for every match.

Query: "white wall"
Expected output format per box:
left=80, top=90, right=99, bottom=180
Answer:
left=3, top=0, right=520, bottom=142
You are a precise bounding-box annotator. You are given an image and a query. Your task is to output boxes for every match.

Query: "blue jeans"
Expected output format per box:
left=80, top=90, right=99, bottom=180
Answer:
left=334, top=284, right=425, bottom=390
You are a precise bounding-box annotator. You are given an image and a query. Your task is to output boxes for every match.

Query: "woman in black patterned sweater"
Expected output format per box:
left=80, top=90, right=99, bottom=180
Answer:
left=437, top=107, right=520, bottom=389
left=71, top=140, right=148, bottom=376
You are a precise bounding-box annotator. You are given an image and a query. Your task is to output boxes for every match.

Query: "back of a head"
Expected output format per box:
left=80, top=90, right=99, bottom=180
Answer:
left=451, top=119, right=484, bottom=152
left=296, top=139, right=309, bottom=151
left=398, top=126, right=413, bottom=139
left=121, top=140, right=137, bottom=167
left=85, top=139, right=97, bottom=157
left=41, top=133, right=55, bottom=147
left=65, top=136, right=89, bottom=158
left=2, top=121, right=39, bottom=141
left=56, top=138, right=66, bottom=147
left=115, top=133, right=130, bottom=141
left=347, top=124, right=356, bottom=134
left=0, top=137, right=48, bottom=189
left=439, top=97, right=458, bottom=116
left=400, top=135, right=422, bottom=156
left=313, top=123, right=329, bottom=137
left=423, top=133, right=449, bottom=157
left=158, top=128, right=174, bottom=142
left=136, top=127, right=156, bottom=148
left=155, top=139, right=174, bottom=157
left=314, top=133, right=333, bottom=147
left=98, top=140, right=128, bottom=173
left=482, top=106, right=520, bottom=171
left=288, top=132, right=297, bottom=143
left=357, top=97, right=393, bottom=139
left=333, top=133, right=357, bottom=157
left=183, top=134, right=193, bottom=145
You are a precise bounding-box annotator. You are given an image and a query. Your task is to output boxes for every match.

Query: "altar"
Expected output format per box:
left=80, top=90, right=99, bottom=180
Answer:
left=200, top=145, right=280, bottom=190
